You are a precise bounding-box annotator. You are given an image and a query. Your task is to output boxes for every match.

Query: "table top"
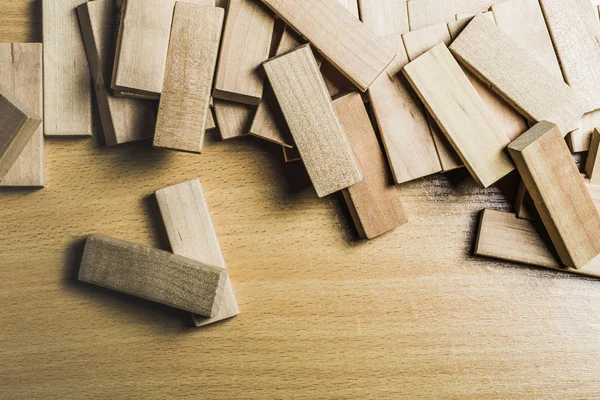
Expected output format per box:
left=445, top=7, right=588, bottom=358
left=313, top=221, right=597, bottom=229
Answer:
left=2, top=1, right=600, bottom=398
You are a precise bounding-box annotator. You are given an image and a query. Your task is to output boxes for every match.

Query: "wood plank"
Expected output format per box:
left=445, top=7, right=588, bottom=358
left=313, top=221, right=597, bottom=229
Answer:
left=214, top=100, right=255, bottom=140
left=155, top=179, right=240, bottom=327
left=154, top=3, right=224, bottom=153
left=449, top=14, right=585, bottom=135
left=264, top=45, right=363, bottom=197
left=403, top=43, right=514, bottom=188
left=585, top=128, right=600, bottom=183
left=406, top=0, right=454, bottom=31
left=358, top=0, right=410, bottom=37
left=258, top=0, right=396, bottom=92
left=507, top=121, right=600, bottom=269
left=213, top=0, right=275, bottom=106
left=42, top=0, right=92, bottom=136
left=334, top=92, right=408, bottom=239
left=79, top=234, right=228, bottom=317
left=77, top=0, right=155, bottom=147
left=0, top=43, right=43, bottom=187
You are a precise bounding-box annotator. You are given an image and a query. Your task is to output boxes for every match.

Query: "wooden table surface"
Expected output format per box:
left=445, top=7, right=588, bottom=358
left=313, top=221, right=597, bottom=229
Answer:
left=2, top=1, right=600, bottom=398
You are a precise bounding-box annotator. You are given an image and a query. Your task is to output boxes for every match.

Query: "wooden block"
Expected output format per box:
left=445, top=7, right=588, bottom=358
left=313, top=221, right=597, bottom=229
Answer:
left=358, top=0, right=410, bottom=37
left=449, top=15, right=586, bottom=135
left=77, top=0, right=155, bottom=147
left=259, top=0, right=396, bottom=92
left=283, top=145, right=301, bottom=163
left=585, top=129, right=600, bottom=183
left=447, top=12, right=494, bottom=39
left=507, top=121, right=600, bottom=269
left=566, top=110, right=600, bottom=152
left=42, top=0, right=92, bottom=136
left=334, top=92, right=408, bottom=238
left=538, top=0, right=600, bottom=112
left=153, top=3, right=224, bottom=153
left=155, top=179, right=239, bottom=327
left=264, top=45, right=363, bottom=197
left=79, top=234, right=228, bottom=317
left=403, top=43, right=514, bottom=188
left=336, top=0, right=359, bottom=17
left=514, top=179, right=539, bottom=220
left=0, top=44, right=43, bottom=187
left=214, top=100, right=255, bottom=140
left=406, top=0, right=454, bottom=31
left=367, top=34, right=441, bottom=184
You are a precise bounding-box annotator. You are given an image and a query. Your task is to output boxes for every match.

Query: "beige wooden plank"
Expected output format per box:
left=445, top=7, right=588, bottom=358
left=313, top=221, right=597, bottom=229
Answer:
left=79, top=234, right=228, bottom=317
left=334, top=92, right=408, bottom=239
left=259, top=0, right=396, bottom=92
left=213, top=0, right=275, bottom=106
left=214, top=100, right=255, bottom=140
left=507, top=121, right=600, bottom=269
left=406, top=0, right=454, bottom=31
left=0, top=43, right=43, bottom=187
left=264, top=45, right=363, bottom=197
left=155, top=179, right=239, bottom=327
left=449, top=15, right=586, bottom=135
left=358, top=0, right=410, bottom=37
left=404, top=43, right=514, bottom=188
left=77, top=0, right=155, bottom=147
left=585, top=128, right=600, bottom=183
left=42, top=0, right=92, bottom=136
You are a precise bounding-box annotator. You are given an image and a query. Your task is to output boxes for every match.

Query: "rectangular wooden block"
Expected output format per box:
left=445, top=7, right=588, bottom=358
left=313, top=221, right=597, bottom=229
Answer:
left=153, top=3, right=224, bottom=153
left=404, top=43, right=514, bottom=188
left=0, top=43, right=43, bottom=187
left=43, top=0, right=92, bottom=136
left=358, top=0, right=410, bottom=37
left=508, top=121, right=600, bottom=269
left=77, top=0, right=155, bottom=147
left=335, top=92, right=408, bottom=239
left=79, top=234, right=228, bottom=317
left=155, top=179, right=239, bottom=327
left=447, top=12, right=494, bottom=42
left=264, top=45, right=363, bottom=197
left=406, top=0, right=454, bottom=31
left=214, top=100, right=255, bottom=140
left=585, top=128, right=600, bottom=183
left=449, top=14, right=586, bottom=135
left=259, top=0, right=396, bottom=92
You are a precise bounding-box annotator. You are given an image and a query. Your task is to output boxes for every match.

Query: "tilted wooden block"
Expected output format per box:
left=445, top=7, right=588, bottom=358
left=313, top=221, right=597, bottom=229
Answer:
left=403, top=44, right=514, bottom=188
left=449, top=15, right=586, bottom=135
left=585, top=129, right=600, bottom=183
left=43, top=0, right=92, bottom=136
left=406, top=0, right=454, bottom=31
left=155, top=179, right=239, bottom=327
left=358, top=0, right=410, bottom=37
left=79, top=234, right=228, bottom=317
left=77, top=0, right=155, bottom=147
left=259, top=0, right=396, bottom=92
left=334, top=92, right=408, bottom=239
left=447, top=12, right=495, bottom=41
left=264, top=45, right=363, bottom=197
left=214, top=100, right=255, bottom=140
left=0, top=44, right=43, bottom=187
left=508, top=121, right=600, bottom=269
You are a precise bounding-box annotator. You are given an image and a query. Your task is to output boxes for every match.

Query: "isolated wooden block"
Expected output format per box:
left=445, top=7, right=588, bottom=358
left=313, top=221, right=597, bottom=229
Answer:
left=508, top=121, right=600, bottom=269
left=358, top=0, right=410, bottom=36
left=214, top=100, right=255, bottom=140
left=403, top=43, right=514, bottom=188
left=449, top=15, right=586, bottom=135
left=77, top=0, right=155, bottom=147
left=585, top=129, right=600, bottom=183
left=259, top=0, right=396, bottom=92
left=264, top=45, right=363, bottom=197
left=406, top=0, right=454, bottom=31
left=155, top=179, right=239, bottom=327
left=79, top=234, right=228, bottom=317
left=42, top=0, right=92, bottom=136
left=0, top=44, right=43, bottom=187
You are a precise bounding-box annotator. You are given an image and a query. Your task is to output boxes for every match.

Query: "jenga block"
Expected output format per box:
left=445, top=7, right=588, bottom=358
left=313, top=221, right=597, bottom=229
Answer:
left=334, top=92, right=408, bottom=239
left=155, top=179, right=240, bottom=327
left=214, top=100, right=255, bottom=140
left=514, top=179, right=540, bottom=220
left=259, top=0, right=396, bottom=92
left=585, top=129, right=600, bottom=183
left=358, top=0, right=410, bottom=36
left=566, top=110, right=600, bottom=152
left=264, top=45, right=363, bottom=197
left=77, top=0, right=155, bottom=147
left=406, top=0, right=454, bottom=31
left=507, top=121, right=600, bottom=269
left=449, top=15, right=586, bottom=135
left=403, top=43, right=514, bottom=188
left=0, top=44, right=43, bottom=187
left=42, top=0, right=92, bottom=136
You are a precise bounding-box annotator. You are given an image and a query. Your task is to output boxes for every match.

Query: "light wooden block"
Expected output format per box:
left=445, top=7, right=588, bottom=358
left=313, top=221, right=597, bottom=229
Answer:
left=406, top=0, right=454, bottom=31
left=585, top=129, right=600, bottom=183
left=446, top=11, right=494, bottom=39
left=42, top=0, right=92, bottom=136
left=214, top=100, right=255, bottom=140
left=156, top=179, right=239, bottom=327
left=358, top=0, right=410, bottom=36
left=449, top=15, right=586, bottom=135
left=334, top=92, right=408, bottom=239
left=259, top=0, right=396, bottom=92
left=403, top=43, right=514, bottom=188
left=264, top=45, right=363, bottom=197
left=507, top=121, right=600, bottom=269
left=77, top=0, right=155, bottom=147
left=0, top=44, right=43, bottom=187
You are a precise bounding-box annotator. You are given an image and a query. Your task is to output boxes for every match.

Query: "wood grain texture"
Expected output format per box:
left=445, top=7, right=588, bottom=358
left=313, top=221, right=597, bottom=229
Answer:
left=264, top=45, right=363, bottom=197
left=213, top=100, right=255, bottom=140
left=0, top=43, right=43, bottom=187
left=449, top=14, right=586, bottom=135
left=406, top=0, right=455, bottom=31
left=155, top=179, right=239, bottom=327
left=585, top=129, right=600, bottom=183
left=358, top=0, right=410, bottom=36
left=42, top=0, right=92, bottom=136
